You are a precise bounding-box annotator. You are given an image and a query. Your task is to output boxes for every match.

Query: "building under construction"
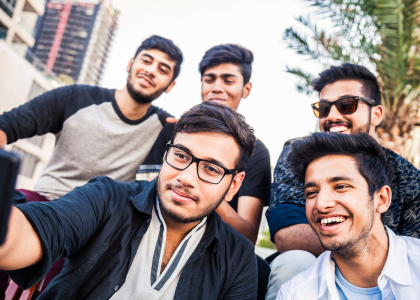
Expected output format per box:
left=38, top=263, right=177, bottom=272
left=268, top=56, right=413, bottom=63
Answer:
left=32, top=0, right=119, bottom=85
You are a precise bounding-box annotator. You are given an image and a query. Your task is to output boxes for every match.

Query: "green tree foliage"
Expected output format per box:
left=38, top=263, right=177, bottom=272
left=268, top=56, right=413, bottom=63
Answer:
left=285, top=0, right=420, bottom=138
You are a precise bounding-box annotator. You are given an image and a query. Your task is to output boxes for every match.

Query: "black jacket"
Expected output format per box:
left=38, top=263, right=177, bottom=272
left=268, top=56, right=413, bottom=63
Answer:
left=9, top=177, right=257, bottom=299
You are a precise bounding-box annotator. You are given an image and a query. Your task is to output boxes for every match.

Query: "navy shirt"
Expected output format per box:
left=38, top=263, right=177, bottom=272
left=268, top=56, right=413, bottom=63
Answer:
left=267, top=139, right=420, bottom=241
left=9, top=177, right=257, bottom=299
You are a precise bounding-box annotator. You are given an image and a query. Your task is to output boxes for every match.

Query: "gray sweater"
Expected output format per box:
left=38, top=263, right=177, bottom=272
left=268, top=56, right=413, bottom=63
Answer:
left=0, top=85, right=171, bottom=199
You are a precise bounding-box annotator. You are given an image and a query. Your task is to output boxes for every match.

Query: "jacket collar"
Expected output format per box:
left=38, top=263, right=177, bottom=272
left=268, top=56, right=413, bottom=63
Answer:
left=131, top=178, right=219, bottom=250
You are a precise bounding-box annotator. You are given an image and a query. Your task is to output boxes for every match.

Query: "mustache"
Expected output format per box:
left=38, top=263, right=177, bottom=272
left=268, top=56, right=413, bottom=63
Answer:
left=165, top=183, right=199, bottom=202
left=137, top=72, right=155, bottom=86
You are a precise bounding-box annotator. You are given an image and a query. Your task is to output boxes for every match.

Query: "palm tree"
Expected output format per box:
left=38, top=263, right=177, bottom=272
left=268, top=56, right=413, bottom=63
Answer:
left=285, top=0, right=420, bottom=159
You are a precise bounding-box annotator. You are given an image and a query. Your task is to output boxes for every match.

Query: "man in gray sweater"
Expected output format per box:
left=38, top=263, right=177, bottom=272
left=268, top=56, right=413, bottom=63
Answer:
left=0, top=35, right=183, bottom=296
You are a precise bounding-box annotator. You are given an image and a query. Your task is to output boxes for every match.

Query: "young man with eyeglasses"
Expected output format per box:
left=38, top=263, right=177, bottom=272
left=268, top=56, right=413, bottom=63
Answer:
left=265, top=63, right=420, bottom=300
left=144, top=44, right=272, bottom=299
left=0, top=101, right=258, bottom=300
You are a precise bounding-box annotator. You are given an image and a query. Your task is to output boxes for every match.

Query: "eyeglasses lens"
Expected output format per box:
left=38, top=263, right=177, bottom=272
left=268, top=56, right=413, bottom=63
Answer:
left=166, top=147, right=224, bottom=184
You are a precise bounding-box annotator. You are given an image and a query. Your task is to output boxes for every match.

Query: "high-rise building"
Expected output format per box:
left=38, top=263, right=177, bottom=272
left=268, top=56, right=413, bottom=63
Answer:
left=32, top=0, right=119, bottom=85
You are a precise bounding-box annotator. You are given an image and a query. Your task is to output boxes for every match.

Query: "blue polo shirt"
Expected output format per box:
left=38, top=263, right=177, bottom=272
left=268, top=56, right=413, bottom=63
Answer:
left=8, top=177, right=257, bottom=300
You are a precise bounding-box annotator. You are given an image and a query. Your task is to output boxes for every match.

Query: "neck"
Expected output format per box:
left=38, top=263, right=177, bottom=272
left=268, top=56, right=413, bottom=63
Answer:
left=161, top=212, right=201, bottom=238
left=334, top=223, right=389, bottom=288
left=114, top=86, right=151, bottom=120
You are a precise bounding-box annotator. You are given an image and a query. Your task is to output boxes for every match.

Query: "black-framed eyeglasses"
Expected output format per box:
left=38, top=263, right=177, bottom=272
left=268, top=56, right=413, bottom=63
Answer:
left=311, top=96, right=377, bottom=119
left=164, top=142, right=238, bottom=184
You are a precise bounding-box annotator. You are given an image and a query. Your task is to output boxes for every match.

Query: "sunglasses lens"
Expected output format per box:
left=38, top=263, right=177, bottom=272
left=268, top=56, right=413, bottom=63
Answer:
left=337, top=98, right=357, bottom=114
left=311, top=103, right=320, bottom=118
left=317, top=102, right=331, bottom=118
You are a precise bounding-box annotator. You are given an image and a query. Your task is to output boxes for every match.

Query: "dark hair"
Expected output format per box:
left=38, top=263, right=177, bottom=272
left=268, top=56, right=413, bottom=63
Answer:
left=171, top=101, right=256, bottom=172
left=311, top=63, right=381, bottom=105
left=199, top=44, right=253, bottom=84
left=289, top=132, right=393, bottom=197
left=134, top=35, right=183, bottom=81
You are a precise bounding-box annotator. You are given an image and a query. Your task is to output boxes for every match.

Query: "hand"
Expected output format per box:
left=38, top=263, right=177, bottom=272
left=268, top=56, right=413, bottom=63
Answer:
left=165, top=117, right=178, bottom=124
left=0, top=130, right=6, bottom=149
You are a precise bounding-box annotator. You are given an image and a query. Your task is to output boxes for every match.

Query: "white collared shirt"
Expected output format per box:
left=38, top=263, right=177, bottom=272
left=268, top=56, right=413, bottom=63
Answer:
left=277, top=227, right=420, bottom=300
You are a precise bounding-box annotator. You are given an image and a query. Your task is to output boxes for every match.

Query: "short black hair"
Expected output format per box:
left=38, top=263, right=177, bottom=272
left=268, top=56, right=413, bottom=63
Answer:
left=199, top=44, right=253, bottom=84
left=289, top=132, right=393, bottom=197
left=134, top=35, right=183, bottom=81
left=311, top=63, right=381, bottom=105
left=171, top=101, right=256, bottom=172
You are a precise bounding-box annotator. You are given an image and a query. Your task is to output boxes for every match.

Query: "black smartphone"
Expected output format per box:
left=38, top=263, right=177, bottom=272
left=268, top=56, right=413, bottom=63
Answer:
left=0, top=149, right=20, bottom=245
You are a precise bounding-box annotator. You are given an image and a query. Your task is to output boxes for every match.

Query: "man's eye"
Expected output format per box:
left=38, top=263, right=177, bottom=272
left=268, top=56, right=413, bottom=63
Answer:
left=160, top=68, right=168, bottom=74
left=336, top=184, right=350, bottom=190
left=204, top=79, right=214, bottom=83
left=143, top=59, right=151, bottom=64
left=206, top=166, right=221, bottom=174
left=175, top=153, right=188, bottom=160
left=225, top=80, right=233, bottom=84
left=306, top=190, right=318, bottom=198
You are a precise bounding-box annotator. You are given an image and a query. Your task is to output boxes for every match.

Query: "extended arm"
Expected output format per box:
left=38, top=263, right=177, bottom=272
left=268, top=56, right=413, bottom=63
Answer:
left=0, top=207, right=42, bottom=270
left=273, top=224, right=325, bottom=257
left=216, top=196, right=263, bottom=245
left=0, top=85, right=74, bottom=145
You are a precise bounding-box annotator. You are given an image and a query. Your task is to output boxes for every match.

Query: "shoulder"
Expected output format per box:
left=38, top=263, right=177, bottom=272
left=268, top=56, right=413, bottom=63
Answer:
left=82, top=176, right=141, bottom=200
left=280, top=251, right=330, bottom=298
left=400, top=235, right=420, bottom=257
left=148, top=105, right=173, bottom=125
left=217, top=214, right=255, bottom=256
left=254, top=139, right=270, bottom=157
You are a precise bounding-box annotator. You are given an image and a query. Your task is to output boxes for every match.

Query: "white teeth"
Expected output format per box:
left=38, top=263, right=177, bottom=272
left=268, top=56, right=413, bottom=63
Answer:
left=320, top=217, right=346, bottom=226
left=329, top=126, right=348, bottom=133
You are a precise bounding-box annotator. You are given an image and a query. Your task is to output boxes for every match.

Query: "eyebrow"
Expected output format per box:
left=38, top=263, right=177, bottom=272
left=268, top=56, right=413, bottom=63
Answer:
left=320, top=95, right=356, bottom=101
left=303, top=176, right=354, bottom=190
left=203, top=73, right=238, bottom=79
left=141, top=53, right=172, bottom=72
left=174, top=143, right=228, bottom=168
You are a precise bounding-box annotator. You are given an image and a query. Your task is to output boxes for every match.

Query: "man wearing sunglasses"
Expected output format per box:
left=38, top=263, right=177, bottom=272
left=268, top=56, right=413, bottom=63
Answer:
left=265, top=63, right=420, bottom=299
left=0, top=102, right=258, bottom=300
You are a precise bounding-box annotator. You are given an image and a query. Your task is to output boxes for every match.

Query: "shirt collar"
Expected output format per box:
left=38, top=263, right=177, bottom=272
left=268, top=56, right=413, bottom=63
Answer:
left=131, top=178, right=219, bottom=250
left=319, top=252, right=340, bottom=299
left=379, top=227, right=413, bottom=287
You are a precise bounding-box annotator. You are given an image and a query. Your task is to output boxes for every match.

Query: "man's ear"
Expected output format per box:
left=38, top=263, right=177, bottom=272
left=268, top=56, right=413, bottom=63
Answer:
left=376, top=185, right=391, bottom=214
left=165, top=81, right=176, bottom=94
left=126, top=58, right=134, bottom=73
left=371, top=105, right=383, bottom=127
left=242, top=82, right=252, bottom=99
left=224, top=171, right=245, bottom=202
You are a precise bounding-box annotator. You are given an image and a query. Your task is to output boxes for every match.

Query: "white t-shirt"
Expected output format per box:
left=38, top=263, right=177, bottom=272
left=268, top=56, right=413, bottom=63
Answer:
left=110, top=198, right=207, bottom=300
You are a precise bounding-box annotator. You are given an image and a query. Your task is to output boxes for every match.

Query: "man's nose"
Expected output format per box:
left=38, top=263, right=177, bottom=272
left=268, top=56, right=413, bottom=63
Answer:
left=326, top=103, right=343, bottom=122
left=315, top=189, right=336, bottom=212
left=212, top=79, right=224, bottom=94
left=176, top=162, right=198, bottom=187
left=143, top=63, right=157, bottom=78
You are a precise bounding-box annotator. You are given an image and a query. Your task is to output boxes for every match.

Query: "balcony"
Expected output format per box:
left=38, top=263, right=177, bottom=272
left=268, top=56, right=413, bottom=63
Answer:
left=0, top=0, right=15, bottom=18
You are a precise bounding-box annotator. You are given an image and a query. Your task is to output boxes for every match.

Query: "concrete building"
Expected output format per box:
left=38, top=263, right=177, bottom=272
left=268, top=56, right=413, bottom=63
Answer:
left=32, top=0, right=119, bottom=85
left=0, top=0, right=63, bottom=190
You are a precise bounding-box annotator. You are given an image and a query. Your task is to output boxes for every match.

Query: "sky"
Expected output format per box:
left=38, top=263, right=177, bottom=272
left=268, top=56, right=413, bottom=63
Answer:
left=101, top=0, right=325, bottom=165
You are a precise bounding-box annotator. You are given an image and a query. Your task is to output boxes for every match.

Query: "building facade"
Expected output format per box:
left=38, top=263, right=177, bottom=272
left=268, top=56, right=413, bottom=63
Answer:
left=0, top=0, right=62, bottom=190
left=32, top=0, right=118, bottom=85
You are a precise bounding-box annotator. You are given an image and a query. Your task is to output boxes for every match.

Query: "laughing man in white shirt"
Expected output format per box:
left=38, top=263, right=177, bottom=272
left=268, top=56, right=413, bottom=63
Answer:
left=276, top=132, right=420, bottom=300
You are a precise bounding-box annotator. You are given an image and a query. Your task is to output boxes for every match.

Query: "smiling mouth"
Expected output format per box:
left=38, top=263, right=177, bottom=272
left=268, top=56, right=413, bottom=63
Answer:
left=170, top=188, right=196, bottom=203
left=319, top=216, right=347, bottom=227
left=137, top=74, right=154, bottom=87
left=325, top=123, right=350, bottom=133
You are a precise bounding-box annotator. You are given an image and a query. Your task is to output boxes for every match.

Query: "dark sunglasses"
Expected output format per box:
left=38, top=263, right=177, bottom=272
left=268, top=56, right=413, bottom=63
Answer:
left=311, top=96, right=377, bottom=119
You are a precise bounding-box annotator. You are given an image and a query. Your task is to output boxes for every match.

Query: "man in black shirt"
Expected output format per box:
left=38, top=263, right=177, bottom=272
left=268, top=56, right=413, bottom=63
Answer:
left=0, top=102, right=258, bottom=300
left=144, top=44, right=271, bottom=299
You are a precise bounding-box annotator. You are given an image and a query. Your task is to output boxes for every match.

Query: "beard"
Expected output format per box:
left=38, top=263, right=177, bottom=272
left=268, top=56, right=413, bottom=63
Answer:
left=126, top=67, right=168, bottom=104
left=319, top=197, right=375, bottom=259
left=323, top=109, right=372, bottom=134
left=156, top=176, right=230, bottom=224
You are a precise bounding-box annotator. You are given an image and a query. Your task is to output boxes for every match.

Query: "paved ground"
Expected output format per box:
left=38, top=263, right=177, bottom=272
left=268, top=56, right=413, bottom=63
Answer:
left=255, top=246, right=277, bottom=259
